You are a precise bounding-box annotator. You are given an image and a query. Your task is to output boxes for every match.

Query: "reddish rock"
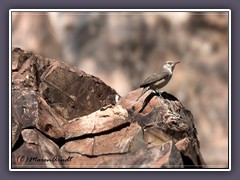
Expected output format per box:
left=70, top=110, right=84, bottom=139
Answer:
left=63, top=105, right=129, bottom=139
left=12, top=129, right=63, bottom=168
left=37, top=96, right=66, bottom=140
left=118, top=88, right=205, bottom=167
left=118, top=89, right=198, bottom=142
left=38, top=58, right=119, bottom=120
left=11, top=48, right=119, bottom=121
left=11, top=48, right=205, bottom=169
left=61, top=141, right=183, bottom=168
left=11, top=89, right=66, bottom=141
left=62, top=123, right=143, bottom=156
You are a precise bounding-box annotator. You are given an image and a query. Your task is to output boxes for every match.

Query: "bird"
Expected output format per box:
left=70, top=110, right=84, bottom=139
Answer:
left=136, top=61, right=180, bottom=101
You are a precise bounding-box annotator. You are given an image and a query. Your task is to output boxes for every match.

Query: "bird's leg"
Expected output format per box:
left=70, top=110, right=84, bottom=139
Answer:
left=154, top=89, right=162, bottom=97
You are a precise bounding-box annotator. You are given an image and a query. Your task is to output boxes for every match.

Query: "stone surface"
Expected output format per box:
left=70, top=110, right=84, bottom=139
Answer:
left=36, top=96, right=66, bottom=140
left=38, top=59, right=119, bottom=120
left=11, top=115, right=22, bottom=149
left=61, top=141, right=184, bottom=168
left=12, top=90, right=39, bottom=128
left=12, top=129, right=63, bottom=168
left=62, top=123, right=143, bottom=156
left=63, top=105, right=129, bottom=139
left=11, top=48, right=205, bottom=169
left=11, top=89, right=66, bottom=141
left=12, top=48, right=119, bottom=121
left=118, top=88, right=206, bottom=168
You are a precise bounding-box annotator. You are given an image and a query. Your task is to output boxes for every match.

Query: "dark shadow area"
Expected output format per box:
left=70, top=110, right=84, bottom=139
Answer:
left=161, top=91, right=179, bottom=101
left=180, top=153, right=199, bottom=169
left=11, top=134, right=24, bottom=152
left=139, top=92, right=158, bottom=113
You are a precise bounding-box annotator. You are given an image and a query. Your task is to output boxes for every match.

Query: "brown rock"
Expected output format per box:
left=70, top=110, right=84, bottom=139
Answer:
left=61, top=140, right=183, bottom=168
left=11, top=89, right=66, bottom=141
left=11, top=47, right=119, bottom=121
left=62, top=123, right=143, bottom=156
left=11, top=115, right=22, bottom=149
left=63, top=105, right=129, bottom=139
left=143, top=127, right=173, bottom=149
left=12, top=90, right=39, bottom=128
left=12, top=57, right=38, bottom=91
left=11, top=47, right=205, bottom=169
left=12, top=47, right=33, bottom=71
left=118, top=89, right=198, bottom=141
left=37, top=96, right=66, bottom=140
left=118, top=88, right=205, bottom=167
left=12, top=129, right=63, bottom=168
left=62, top=138, right=94, bottom=156
left=38, top=57, right=119, bottom=120
left=93, top=123, right=142, bottom=155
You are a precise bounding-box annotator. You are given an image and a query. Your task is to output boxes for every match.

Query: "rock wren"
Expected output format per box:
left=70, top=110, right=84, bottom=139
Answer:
left=137, top=61, right=180, bottom=101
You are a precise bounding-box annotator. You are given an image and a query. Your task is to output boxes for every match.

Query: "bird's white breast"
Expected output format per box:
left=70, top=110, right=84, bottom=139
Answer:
left=165, top=66, right=173, bottom=74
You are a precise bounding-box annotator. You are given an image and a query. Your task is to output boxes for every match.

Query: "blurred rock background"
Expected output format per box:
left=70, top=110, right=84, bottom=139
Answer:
left=12, top=11, right=229, bottom=168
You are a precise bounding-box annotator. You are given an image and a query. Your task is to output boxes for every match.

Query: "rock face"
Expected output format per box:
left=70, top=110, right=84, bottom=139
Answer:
left=11, top=48, right=205, bottom=169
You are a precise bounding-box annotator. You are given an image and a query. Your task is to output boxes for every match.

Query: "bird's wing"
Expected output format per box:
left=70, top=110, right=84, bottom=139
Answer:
left=140, top=70, right=169, bottom=88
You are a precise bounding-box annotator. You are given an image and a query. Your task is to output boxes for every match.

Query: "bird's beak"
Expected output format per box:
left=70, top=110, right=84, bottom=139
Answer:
left=174, top=61, right=180, bottom=65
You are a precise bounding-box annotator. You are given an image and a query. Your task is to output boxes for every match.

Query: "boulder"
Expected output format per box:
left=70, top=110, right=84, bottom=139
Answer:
left=11, top=48, right=205, bottom=169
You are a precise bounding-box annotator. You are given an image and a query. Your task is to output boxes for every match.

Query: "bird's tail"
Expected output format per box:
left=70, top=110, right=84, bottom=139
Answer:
left=136, top=87, right=149, bottom=101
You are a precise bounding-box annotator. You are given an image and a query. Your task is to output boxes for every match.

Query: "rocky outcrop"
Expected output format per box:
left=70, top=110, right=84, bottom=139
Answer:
left=11, top=48, right=205, bottom=168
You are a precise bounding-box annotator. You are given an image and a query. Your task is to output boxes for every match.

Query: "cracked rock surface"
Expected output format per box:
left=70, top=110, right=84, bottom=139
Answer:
left=11, top=48, right=205, bottom=168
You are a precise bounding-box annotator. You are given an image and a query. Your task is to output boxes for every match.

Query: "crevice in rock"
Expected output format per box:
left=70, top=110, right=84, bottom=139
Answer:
left=12, top=69, right=18, bottom=72
left=32, top=126, right=66, bottom=147
left=64, top=122, right=131, bottom=147
left=14, top=126, right=65, bottom=149
left=11, top=133, right=24, bottom=153
left=33, top=60, right=42, bottom=91
left=13, top=121, right=131, bottom=151
left=180, top=152, right=198, bottom=168
left=139, top=92, right=157, bottom=113
left=64, top=150, right=129, bottom=158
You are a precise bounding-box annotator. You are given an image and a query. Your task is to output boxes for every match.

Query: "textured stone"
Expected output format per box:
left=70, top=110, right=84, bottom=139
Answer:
left=63, top=105, right=129, bottom=139
left=37, top=96, right=66, bottom=140
left=11, top=89, right=66, bottom=140
left=118, top=88, right=205, bottom=167
left=11, top=47, right=119, bottom=121
left=61, top=141, right=183, bottom=168
left=12, top=90, right=39, bottom=128
left=62, top=123, right=143, bottom=156
left=11, top=48, right=205, bottom=169
left=12, top=129, right=63, bottom=168
left=11, top=115, right=22, bottom=149
left=38, top=59, right=119, bottom=120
